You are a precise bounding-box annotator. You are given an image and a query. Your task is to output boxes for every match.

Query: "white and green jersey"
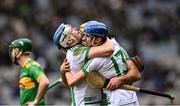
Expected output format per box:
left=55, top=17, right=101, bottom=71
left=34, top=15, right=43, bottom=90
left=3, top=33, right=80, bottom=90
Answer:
left=66, top=44, right=102, bottom=106
left=82, top=39, right=139, bottom=106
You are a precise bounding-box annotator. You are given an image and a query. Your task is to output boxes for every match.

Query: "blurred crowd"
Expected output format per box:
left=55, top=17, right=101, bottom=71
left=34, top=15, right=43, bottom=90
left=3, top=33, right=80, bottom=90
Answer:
left=0, top=0, right=180, bottom=105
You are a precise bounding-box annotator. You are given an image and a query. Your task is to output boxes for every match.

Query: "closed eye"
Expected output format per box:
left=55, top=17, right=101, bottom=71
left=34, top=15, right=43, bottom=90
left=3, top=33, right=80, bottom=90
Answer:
left=61, top=34, right=67, bottom=42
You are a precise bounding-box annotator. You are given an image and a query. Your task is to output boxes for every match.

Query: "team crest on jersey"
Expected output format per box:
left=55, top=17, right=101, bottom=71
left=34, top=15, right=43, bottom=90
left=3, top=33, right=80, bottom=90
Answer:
left=71, top=46, right=86, bottom=56
left=19, top=77, right=35, bottom=89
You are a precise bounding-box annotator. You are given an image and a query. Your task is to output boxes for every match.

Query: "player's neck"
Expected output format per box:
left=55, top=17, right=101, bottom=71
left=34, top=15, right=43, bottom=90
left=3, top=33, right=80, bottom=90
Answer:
left=18, top=56, right=31, bottom=67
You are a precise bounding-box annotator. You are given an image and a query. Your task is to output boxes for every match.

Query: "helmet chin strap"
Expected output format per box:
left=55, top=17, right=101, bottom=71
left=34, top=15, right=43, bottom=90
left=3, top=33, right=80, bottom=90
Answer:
left=11, top=49, right=16, bottom=63
left=16, top=51, right=22, bottom=59
left=91, top=37, right=96, bottom=46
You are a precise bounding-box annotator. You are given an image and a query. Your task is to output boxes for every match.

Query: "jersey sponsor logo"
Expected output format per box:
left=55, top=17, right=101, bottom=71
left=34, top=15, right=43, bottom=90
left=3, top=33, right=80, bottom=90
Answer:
left=19, top=77, right=35, bottom=89
left=71, top=46, right=86, bottom=56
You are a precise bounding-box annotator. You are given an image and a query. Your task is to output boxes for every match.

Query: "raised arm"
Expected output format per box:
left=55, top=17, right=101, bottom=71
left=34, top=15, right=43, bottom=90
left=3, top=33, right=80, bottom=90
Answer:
left=88, top=40, right=114, bottom=59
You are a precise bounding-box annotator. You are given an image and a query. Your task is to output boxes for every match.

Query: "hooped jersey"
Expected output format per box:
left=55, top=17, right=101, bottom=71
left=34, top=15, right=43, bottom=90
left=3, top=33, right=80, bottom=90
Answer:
left=19, top=59, right=45, bottom=105
left=66, top=44, right=102, bottom=106
left=82, top=38, right=138, bottom=106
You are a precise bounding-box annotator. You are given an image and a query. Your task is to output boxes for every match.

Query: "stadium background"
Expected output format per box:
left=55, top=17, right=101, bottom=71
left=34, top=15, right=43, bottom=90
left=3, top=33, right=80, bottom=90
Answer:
left=0, top=0, right=180, bottom=105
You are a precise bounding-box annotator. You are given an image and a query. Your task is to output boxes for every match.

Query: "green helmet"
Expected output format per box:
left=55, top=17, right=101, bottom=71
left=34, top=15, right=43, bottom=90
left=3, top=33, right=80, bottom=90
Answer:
left=9, top=38, right=32, bottom=53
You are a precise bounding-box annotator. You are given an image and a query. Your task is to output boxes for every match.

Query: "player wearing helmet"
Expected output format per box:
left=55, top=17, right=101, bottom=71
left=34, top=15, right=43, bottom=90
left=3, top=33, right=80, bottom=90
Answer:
left=80, top=21, right=108, bottom=47
left=53, top=22, right=114, bottom=106
left=60, top=21, right=141, bottom=106
left=9, top=38, right=49, bottom=106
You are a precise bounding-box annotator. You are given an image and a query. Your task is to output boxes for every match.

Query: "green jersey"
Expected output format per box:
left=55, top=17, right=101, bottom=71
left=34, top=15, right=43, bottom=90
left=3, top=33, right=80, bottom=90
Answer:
left=19, top=59, right=45, bottom=105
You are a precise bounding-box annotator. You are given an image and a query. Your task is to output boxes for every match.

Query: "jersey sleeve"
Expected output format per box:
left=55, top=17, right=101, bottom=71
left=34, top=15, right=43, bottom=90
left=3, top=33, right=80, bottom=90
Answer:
left=85, top=47, right=91, bottom=61
left=112, top=38, right=130, bottom=61
left=28, top=65, right=45, bottom=82
left=120, top=47, right=130, bottom=61
left=82, top=59, right=98, bottom=76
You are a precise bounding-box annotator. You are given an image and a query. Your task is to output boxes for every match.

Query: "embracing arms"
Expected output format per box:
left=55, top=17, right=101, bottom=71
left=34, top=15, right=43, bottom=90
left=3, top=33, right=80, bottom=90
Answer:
left=106, top=59, right=141, bottom=90
left=60, top=40, right=114, bottom=87
left=88, top=40, right=114, bottom=59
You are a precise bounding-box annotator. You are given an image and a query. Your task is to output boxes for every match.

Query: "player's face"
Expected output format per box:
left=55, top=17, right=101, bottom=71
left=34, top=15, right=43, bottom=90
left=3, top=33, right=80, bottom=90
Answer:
left=81, top=34, right=93, bottom=47
left=69, top=27, right=82, bottom=44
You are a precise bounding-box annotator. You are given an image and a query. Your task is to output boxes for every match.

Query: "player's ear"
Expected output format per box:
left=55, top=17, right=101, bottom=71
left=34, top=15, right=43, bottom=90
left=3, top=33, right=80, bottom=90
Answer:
left=94, top=37, right=103, bottom=44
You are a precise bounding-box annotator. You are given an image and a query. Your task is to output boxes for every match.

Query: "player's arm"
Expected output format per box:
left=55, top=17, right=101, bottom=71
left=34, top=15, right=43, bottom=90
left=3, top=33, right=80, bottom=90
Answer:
left=34, top=74, right=50, bottom=103
left=26, top=74, right=49, bottom=105
left=106, top=60, right=141, bottom=90
left=65, top=70, right=86, bottom=86
left=87, top=40, right=114, bottom=59
left=61, top=57, right=99, bottom=86
left=60, top=58, right=70, bottom=88
left=126, top=60, right=141, bottom=82
left=64, top=59, right=98, bottom=86
left=60, top=58, right=86, bottom=86
left=26, top=67, right=49, bottom=105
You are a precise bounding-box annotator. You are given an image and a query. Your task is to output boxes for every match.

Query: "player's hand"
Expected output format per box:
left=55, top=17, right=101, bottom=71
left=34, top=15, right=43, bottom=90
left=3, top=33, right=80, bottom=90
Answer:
left=106, top=77, right=122, bottom=90
left=60, top=58, right=70, bottom=74
left=25, top=101, right=36, bottom=106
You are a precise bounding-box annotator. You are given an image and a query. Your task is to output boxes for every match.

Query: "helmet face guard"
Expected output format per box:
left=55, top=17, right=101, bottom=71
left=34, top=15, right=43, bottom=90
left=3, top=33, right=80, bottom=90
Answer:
left=9, top=48, right=15, bottom=63
left=9, top=48, right=21, bottom=64
left=59, top=25, right=74, bottom=48
left=53, top=23, right=80, bottom=49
